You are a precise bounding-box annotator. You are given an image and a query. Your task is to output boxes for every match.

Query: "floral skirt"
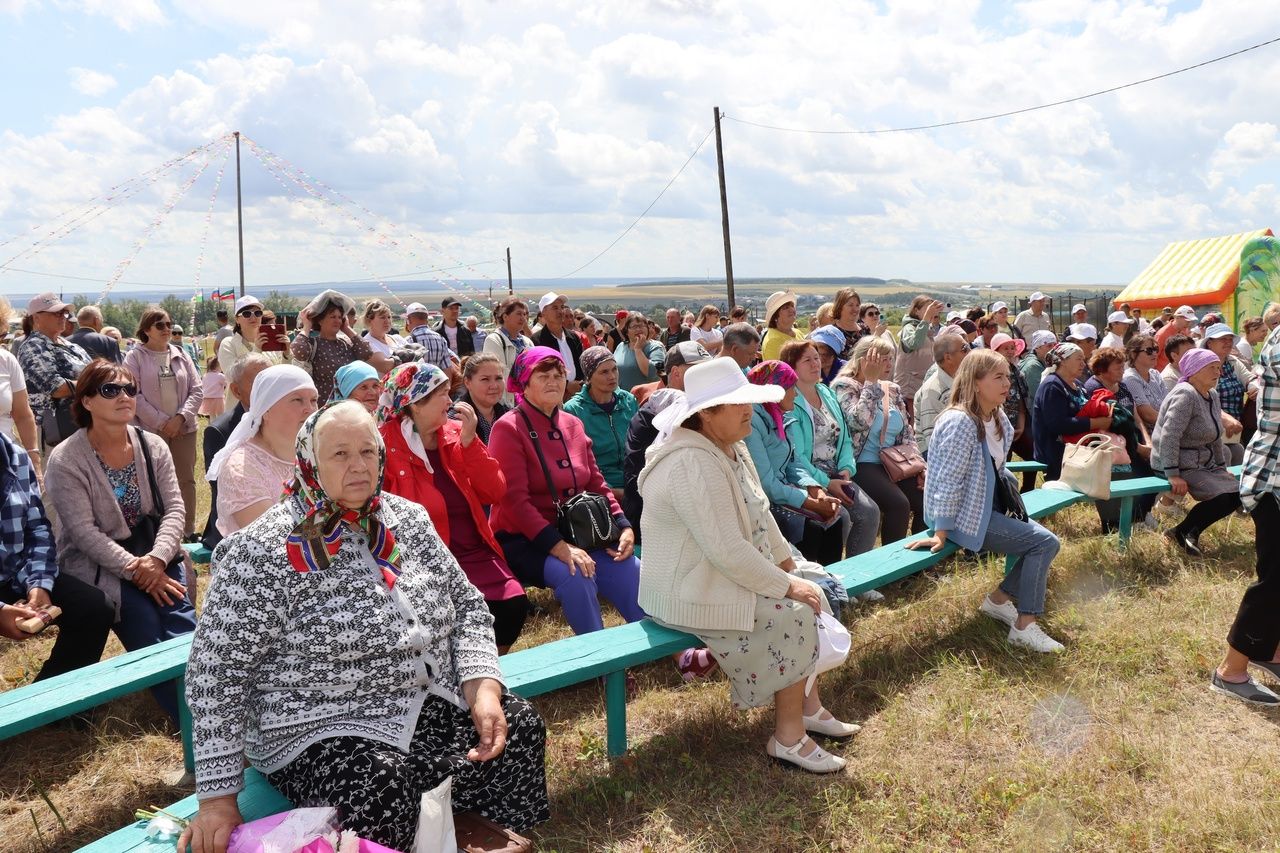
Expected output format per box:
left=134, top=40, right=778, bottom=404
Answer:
left=659, top=594, right=820, bottom=709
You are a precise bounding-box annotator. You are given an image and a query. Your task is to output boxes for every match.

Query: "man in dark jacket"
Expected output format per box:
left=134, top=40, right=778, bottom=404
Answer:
left=534, top=292, right=584, bottom=398
left=68, top=305, right=122, bottom=364
left=200, top=353, right=269, bottom=550
left=434, top=297, right=475, bottom=357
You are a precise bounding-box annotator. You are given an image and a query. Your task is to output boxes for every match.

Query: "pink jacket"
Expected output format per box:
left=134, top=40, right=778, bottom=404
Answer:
left=122, top=343, right=204, bottom=434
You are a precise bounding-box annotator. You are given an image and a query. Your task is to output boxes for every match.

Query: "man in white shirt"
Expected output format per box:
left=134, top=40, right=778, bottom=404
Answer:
left=1014, top=292, right=1053, bottom=336
left=1100, top=311, right=1134, bottom=350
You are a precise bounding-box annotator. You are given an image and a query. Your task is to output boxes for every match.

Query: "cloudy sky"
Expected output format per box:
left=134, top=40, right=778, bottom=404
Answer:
left=0, top=0, right=1277, bottom=303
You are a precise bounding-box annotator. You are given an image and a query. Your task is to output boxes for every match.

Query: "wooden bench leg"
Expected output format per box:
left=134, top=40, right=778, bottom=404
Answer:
left=178, top=675, right=195, bottom=775
left=604, top=670, right=628, bottom=757
left=1118, top=497, right=1135, bottom=549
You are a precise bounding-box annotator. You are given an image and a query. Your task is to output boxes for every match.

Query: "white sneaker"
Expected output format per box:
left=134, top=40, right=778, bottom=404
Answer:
left=979, top=595, right=1018, bottom=628
left=1007, top=621, right=1065, bottom=653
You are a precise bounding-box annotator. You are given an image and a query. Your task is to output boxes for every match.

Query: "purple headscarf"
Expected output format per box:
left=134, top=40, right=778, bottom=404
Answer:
left=747, top=360, right=798, bottom=436
left=506, top=345, right=566, bottom=403
left=1178, top=348, right=1221, bottom=383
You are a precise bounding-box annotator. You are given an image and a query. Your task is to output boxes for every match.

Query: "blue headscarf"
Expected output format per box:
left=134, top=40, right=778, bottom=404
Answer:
left=332, top=360, right=380, bottom=402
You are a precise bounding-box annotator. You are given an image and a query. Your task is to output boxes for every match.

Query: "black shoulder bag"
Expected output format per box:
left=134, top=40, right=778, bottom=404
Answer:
left=114, top=428, right=185, bottom=572
left=40, top=378, right=78, bottom=447
left=990, top=446, right=1028, bottom=523
left=517, top=408, right=620, bottom=551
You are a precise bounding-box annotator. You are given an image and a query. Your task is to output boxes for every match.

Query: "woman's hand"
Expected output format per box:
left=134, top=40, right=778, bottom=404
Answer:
left=454, top=401, right=478, bottom=447
left=1089, top=415, right=1113, bottom=432
left=607, top=527, right=635, bottom=562
left=803, top=495, right=839, bottom=521
left=148, top=573, right=187, bottom=607
left=1223, top=413, right=1243, bottom=438
left=464, top=678, right=508, bottom=762
left=785, top=576, right=823, bottom=613
left=906, top=530, right=949, bottom=553
left=177, top=795, right=242, bottom=853
left=826, top=477, right=854, bottom=506
left=1136, top=442, right=1152, bottom=460
left=0, top=602, right=43, bottom=640
left=862, top=350, right=888, bottom=382
left=161, top=415, right=184, bottom=439
left=552, top=541, right=596, bottom=578
left=297, top=309, right=313, bottom=333
left=1168, top=475, right=1189, bottom=497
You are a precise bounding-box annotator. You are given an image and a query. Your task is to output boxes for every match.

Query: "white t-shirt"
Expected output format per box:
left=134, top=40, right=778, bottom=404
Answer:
left=363, top=332, right=406, bottom=358
left=554, top=332, right=577, bottom=382
left=690, top=325, right=723, bottom=347
left=0, top=348, right=26, bottom=440
left=983, top=417, right=1003, bottom=465
left=1100, top=332, right=1127, bottom=350
left=442, top=323, right=459, bottom=351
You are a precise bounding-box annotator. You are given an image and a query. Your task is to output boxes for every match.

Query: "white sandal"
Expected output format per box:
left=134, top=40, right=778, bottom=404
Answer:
left=803, top=708, right=862, bottom=740
left=766, top=735, right=847, bottom=773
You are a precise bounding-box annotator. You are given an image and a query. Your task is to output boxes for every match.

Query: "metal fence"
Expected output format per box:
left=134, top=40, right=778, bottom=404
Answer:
left=1012, top=293, right=1119, bottom=335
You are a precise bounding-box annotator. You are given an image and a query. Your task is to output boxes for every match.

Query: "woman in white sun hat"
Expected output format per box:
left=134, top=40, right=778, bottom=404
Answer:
left=761, top=290, right=802, bottom=362
left=1100, top=310, right=1135, bottom=350
left=639, top=357, right=859, bottom=775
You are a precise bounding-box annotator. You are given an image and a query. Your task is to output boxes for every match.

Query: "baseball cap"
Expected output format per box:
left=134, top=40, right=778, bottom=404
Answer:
left=171, top=324, right=184, bottom=335
left=666, top=341, right=712, bottom=368
left=1029, top=291, right=1046, bottom=302
left=1066, top=323, right=1097, bottom=341
left=1106, top=310, right=1134, bottom=325
left=27, top=292, right=71, bottom=315
left=234, top=295, right=263, bottom=314
left=538, top=292, right=563, bottom=313
left=441, top=297, right=462, bottom=309
left=1029, top=330, right=1057, bottom=350
left=1174, top=305, right=1199, bottom=321
left=991, top=301, right=1008, bottom=313
left=946, top=310, right=964, bottom=322
left=1202, top=322, right=1235, bottom=340
left=404, top=301, right=430, bottom=316
left=1071, top=303, right=1087, bottom=314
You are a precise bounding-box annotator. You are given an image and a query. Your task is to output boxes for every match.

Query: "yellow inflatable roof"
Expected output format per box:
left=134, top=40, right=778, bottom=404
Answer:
left=1114, top=228, right=1273, bottom=310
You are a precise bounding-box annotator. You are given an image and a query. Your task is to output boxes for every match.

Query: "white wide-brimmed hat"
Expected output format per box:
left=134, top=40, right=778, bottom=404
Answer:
left=652, top=357, right=783, bottom=445
left=763, top=290, right=798, bottom=327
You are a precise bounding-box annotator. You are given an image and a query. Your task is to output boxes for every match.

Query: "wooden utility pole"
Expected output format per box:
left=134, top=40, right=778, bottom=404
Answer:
left=506, top=247, right=514, bottom=295
left=234, top=131, right=246, bottom=297
left=713, top=107, right=735, bottom=308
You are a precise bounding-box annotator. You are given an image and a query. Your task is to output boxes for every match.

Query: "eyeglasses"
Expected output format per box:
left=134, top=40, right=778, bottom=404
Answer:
left=1141, top=347, right=1158, bottom=355
left=238, top=309, right=264, bottom=318
left=40, top=310, right=72, bottom=319
left=865, top=311, right=881, bottom=317
left=152, top=321, right=172, bottom=330
left=97, top=383, right=139, bottom=399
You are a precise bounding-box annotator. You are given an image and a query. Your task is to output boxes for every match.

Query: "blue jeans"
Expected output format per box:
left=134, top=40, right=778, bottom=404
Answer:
left=837, top=481, right=882, bottom=557
left=115, top=558, right=198, bottom=722
left=983, top=512, right=1060, bottom=616
left=541, top=549, right=645, bottom=635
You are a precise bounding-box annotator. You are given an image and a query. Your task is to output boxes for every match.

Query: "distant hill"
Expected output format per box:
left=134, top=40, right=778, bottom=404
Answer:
left=617, top=276, right=903, bottom=288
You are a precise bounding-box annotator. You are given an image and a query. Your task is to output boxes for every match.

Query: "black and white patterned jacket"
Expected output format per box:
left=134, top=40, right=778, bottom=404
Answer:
left=185, top=493, right=504, bottom=799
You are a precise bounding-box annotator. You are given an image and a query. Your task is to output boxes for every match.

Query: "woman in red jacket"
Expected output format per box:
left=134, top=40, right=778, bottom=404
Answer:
left=378, top=362, right=527, bottom=651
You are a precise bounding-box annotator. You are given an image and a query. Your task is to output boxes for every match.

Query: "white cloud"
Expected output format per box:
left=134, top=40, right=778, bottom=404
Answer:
left=68, top=67, right=118, bottom=97
left=72, top=0, right=166, bottom=30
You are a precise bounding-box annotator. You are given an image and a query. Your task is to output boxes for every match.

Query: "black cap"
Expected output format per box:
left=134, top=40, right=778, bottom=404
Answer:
left=442, top=297, right=462, bottom=309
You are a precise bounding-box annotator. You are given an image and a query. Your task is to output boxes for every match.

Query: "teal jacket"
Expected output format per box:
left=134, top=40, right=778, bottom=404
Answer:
left=745, top=404, right=820, bottom=509
left=786, top=384, right=857, bottom=488
left=562, top=387, right=639, bottom=488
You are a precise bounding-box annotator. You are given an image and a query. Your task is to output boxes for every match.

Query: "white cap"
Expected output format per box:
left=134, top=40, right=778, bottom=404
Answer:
left=1066, top=323, right=1097, bottom=341
left=1107, top=310, right=1134, bottom=325
left=538, top=292, right=564, bottom=313
left=946, top=310, right=964, bottom=322
left=990, top=301, right=1008, bottom=313
left=1174, top=305, right=1199, bottom=321
left=1203, top=322, right=1235, bottom=340
left=1071, top=304, right=1087, bottom=314
left=1029, top=291, right=1046, bottom=303
left=233, top=295, right=263, bottom=314
left=404, top=302, right=429, bottom=316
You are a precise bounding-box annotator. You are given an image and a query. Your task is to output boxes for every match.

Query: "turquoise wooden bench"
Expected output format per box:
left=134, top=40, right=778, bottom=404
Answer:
left=182, top=542, right=212, bottom=565
left=1006, top=459, right=1047, bottom=473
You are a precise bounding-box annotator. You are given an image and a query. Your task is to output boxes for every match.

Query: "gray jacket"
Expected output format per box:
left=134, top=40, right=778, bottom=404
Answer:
left=1152, top=382, right=1228, bottom=476
left=44, top=428, right=185, bottom=616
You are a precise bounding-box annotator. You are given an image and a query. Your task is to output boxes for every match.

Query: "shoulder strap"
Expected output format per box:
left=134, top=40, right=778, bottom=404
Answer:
left=516, top=407, right=560, bottom=508
left=879, top=382, right=892, bottom=445
left=132, top=426, right=164, bottom=515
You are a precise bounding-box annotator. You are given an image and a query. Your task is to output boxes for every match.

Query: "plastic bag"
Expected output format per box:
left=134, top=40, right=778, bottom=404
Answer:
left=413, top=777, right=457, bottom=853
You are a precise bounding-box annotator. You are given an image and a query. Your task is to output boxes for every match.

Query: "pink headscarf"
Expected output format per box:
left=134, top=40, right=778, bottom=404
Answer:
left=747, top=360, right=798, bottom=436
left=1178, top=348, right=1221, bottom=384
left=507, top=346, right=566, bottom=403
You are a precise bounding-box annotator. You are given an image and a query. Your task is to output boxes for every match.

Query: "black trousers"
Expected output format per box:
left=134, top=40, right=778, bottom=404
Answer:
left=486, top=595, right=529, bottom=649
left=853, top=462, right=926, bottom=545
left=1, top=574, right=114, bottom=681
left=1176, top=491, right=1241, bottom=538
left=1228, top=494, right=1280, bottom=661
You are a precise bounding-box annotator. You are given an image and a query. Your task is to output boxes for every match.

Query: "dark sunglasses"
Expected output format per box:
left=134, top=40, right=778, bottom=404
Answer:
left=97, top=382, right=139, bottom=399
left=1140, top=346, right=1158, bottom=355
left=151, top=320, right=172, bottom=330
left=238, top=309, right=264, bottom=318
left=41, top=310, right=72, bottom=319
left=865, top=311, right=881, bottom=317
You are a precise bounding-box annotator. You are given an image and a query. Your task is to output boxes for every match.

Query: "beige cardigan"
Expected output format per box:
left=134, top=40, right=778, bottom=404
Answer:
left=44, top=428, right=185, bottom=617
left=637, top=427, right=794, bottom=633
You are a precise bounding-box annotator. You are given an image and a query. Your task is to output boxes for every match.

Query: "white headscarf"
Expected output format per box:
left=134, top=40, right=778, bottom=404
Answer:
left=206, top=364, right=316, bottom=481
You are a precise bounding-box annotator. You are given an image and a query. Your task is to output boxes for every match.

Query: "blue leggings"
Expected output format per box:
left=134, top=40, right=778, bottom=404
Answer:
left=541, top=549, right=645, bottom=635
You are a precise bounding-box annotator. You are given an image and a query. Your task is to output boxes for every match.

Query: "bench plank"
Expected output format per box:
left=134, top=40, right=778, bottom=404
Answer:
left=502, top=619, right=695, bottom=696
left=1006, top=460, right=1047, bottom=473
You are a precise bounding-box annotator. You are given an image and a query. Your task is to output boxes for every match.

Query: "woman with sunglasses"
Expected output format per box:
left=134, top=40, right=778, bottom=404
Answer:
left=858, top=303, right=896, bottom=373
left=123, top=308, right=203, bottom=540
left=216, top=295, right=287, bottom=408
left=44, top=360, right=196, bottom=721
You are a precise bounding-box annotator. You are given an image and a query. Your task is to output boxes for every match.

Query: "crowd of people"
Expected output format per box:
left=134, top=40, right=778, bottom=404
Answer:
left=1, top=284, right=1278, bottom=850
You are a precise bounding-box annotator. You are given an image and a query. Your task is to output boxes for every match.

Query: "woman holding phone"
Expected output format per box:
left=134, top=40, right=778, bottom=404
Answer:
left=216, top=295, right=288, bottom=407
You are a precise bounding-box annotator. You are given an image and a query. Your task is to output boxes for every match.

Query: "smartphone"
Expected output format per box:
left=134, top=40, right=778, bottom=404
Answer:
left=260, top=322, right=288, bottom=352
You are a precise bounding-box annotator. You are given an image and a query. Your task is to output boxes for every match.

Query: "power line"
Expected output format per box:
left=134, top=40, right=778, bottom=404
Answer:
left=555, top=125, right=716, bottom=279
left=724, top=35, right=1280, bottom=135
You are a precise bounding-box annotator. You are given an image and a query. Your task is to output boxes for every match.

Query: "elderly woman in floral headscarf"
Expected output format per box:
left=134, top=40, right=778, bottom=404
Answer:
left=744, top=360, right=844, bottom=564
left=181, top=400, right=549, bottom=853
left=378, top=362, right=527, bottom=652
left=486, top=346, right=644, bottom=636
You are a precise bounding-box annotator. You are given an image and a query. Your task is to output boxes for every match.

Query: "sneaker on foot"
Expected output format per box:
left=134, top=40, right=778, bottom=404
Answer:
left=979, top=595, right=1018, bottom=628
left=1007, top=621, right=1065, bottom=653
left=1249, top=660, right=1280, bottom=682
left=1210, top=672, right=1280, bottom=706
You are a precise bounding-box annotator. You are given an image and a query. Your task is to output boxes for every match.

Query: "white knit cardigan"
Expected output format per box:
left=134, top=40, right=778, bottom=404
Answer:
left=637, top=427, right=793, bottom=633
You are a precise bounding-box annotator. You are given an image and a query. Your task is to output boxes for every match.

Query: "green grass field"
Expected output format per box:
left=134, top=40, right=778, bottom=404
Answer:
left=2, top=424, right=1277, bottom=852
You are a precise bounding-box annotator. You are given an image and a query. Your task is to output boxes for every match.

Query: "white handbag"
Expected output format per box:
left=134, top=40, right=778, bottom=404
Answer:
left=805, top=611, right=851, bottom=695
left=1056, top=432, right=1115, bottom=500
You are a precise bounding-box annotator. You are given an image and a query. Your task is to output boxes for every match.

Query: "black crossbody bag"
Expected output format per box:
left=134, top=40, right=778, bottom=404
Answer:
left=517, top=408, right=620, bottom=551
left=114, top=428, right=184, bottom=569
left=990, top=448, right=1028, bottom=523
